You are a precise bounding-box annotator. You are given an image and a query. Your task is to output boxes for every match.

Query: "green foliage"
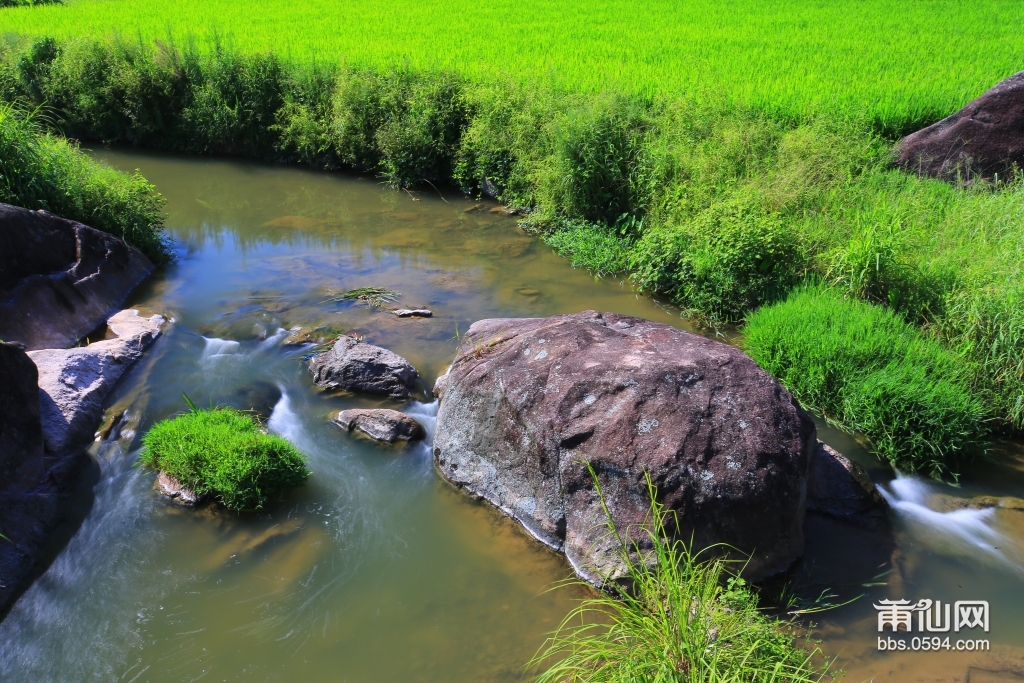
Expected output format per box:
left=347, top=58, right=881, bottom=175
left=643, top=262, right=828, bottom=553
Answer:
left=744, top=286, right=989, bottom=476
left=322, top=286, right=402, bottom=309
left=1, top=34, right=1022, bottom=436
left=531, top=470, right=826, bottom=683
left=140, top=407, right=310, bottom=511
left=0, top=0, right=60, bottom=7
left=0, top=102, right=168, bottom=261
left=2, top=0, right=1022, bottom=134
left=632, top=202, right=805, bottom=326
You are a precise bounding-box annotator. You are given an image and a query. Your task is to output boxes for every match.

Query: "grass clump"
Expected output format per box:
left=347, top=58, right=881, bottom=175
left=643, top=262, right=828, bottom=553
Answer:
left=322, top=286, right=402, bottom=309
left=140, top=405, right=309, bottom=511
left=532, top=471, right=825, bottom=683
left=744, top=285, right=989, bottom=477
left=0, top=102, right=168, bottom=262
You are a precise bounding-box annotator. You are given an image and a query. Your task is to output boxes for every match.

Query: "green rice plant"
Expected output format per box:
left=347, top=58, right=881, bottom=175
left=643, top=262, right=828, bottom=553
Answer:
left=743, top=285, right=989, bottom=476
left=0, top=101, right=168, bottom=261
left=1, top=0, right=1021, bottom=134
left=139, top=404, right=309, bottom=511
left=531, top=469, right=826, bottom=683
left=322, top=286, right=401, bottom=309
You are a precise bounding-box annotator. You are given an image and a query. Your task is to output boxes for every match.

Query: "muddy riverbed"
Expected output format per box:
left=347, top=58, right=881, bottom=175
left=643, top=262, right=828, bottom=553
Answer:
left=1, top=150, right=1022, bottom=682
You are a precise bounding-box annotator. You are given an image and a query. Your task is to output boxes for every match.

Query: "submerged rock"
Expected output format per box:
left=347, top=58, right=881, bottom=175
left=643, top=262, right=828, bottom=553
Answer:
left=0, top=204, right=154, bottom=351
left=897, top=71, right=1024, bottom=180
left=806, top=441, right=888, bottom=527
left=332, top=408, right=426, bottom=444
left=433, top=311, right=816, bottom=585
left=28, top=310, right=165, bottom=456
left=308, top=336, right=418, bottom=398
left=156, top=472, right=202, bottom=506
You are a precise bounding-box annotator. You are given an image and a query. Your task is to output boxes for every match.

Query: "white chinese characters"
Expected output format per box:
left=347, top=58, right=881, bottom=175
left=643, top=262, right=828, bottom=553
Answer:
left=874, top=599, right=989, bottom=633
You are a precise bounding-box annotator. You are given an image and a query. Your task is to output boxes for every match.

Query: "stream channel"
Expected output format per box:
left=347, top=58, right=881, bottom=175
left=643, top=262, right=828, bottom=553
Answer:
left=2, top=150, right=1024, bottom=682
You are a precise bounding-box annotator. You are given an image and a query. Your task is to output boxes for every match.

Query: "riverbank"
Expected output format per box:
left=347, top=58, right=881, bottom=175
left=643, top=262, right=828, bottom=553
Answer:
left=2, top=36, right=1019, bottom=474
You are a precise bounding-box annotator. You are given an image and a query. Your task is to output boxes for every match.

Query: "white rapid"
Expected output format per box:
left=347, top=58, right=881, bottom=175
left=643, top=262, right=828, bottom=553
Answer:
left=880, top=475, right=1023, bottom=574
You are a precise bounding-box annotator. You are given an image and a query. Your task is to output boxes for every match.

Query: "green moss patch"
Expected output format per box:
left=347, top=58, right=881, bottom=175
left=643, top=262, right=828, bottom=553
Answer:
left=744, top=285, right=989, bottom=477
left=140, top=408, right=310, bottom=511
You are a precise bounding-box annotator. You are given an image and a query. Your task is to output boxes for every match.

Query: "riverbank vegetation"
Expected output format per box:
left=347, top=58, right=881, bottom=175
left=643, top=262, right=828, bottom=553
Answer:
left=140, top=405, right=309, bottom=511
left=532, top=474, right=827, bottom=682
left=0, top=102, right=167, bottom=261
left=0, top=13, right=1020, bottom=477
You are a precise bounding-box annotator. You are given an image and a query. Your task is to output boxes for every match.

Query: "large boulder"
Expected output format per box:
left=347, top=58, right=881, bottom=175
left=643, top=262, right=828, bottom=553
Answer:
left=433, top=311, right=816, bottom=584
left=897, top=71, right=1024, bottom=180
left=0, top=342, right=45, bottom=494
left=0, top=204, right=154, bottom=351
left=332, top=408, right=426, bottom=443
left=28, top=310, right=165, bottom=456
left=309, top=336, right=419, bottom=398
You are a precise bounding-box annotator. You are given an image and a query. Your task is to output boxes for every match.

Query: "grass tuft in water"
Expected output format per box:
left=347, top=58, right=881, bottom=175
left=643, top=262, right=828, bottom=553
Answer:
left=530, top=468, right=827, bottom=683
left=140, top=405, right=310, bottom=511
left=322, top=286, right=402, bottom=309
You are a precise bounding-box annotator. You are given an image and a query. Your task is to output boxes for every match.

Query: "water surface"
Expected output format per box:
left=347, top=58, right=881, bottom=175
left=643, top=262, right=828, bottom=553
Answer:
left=1, top=150, right=1023, bottom=682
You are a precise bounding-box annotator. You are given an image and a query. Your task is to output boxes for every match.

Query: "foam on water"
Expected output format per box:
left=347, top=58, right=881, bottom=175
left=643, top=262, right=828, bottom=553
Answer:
left=880, top=475, right=1023, bottom=573
left=268, top=389, right=303, bottom=445
left=201, top=336, right=241, bottom=361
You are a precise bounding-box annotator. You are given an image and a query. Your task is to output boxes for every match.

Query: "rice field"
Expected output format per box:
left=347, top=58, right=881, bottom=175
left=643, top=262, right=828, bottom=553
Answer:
left=1, top=0, right=1023, bottom=131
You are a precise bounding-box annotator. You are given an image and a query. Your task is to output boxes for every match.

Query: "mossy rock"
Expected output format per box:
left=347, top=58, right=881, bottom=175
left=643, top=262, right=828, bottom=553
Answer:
left=140, top=407, right=309, bottom=511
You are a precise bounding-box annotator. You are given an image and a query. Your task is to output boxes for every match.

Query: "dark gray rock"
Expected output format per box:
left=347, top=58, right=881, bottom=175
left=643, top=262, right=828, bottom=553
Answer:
left=308, top=336, right=418, bottom=398
left=0, top=342, right=45, bottom=494
left=433, top=311, right=816, bottom=585
left=806, top=441, right=888, bottom=527
left=332, top=408, right=426, bottom=443
left=28, top=310, right=164, bottom=456
left=0, top=204, right=155, bottom=351
left=897, top=71, right=1024, bottom=180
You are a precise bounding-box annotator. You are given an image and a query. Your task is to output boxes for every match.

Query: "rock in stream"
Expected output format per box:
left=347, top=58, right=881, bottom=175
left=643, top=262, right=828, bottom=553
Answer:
left=433, top=310, right=817, bottom=585
left=309, top=336, right=419, bottom=398
left=332, top=408, right=426, bottom=444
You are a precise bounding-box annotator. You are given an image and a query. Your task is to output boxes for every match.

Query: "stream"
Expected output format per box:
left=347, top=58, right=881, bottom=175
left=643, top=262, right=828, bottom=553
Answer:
left=1, top=150, right=1023, bottom=682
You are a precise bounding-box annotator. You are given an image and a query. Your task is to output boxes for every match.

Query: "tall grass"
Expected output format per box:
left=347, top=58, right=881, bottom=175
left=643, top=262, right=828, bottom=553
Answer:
left=0, top=0, right=1022, bottom=133
left=531, top=471, right=826, bottom=683
left=744, top=286, right=989, bottom=477
left=0, top=102, right=168, bottom=261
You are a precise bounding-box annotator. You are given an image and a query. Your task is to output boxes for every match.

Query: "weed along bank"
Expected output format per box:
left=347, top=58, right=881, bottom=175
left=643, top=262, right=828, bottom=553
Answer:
left=1, top=1, right=1024, bottom=681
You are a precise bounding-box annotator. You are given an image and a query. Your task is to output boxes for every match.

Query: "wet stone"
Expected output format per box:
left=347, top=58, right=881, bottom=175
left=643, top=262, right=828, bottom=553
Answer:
left=332, top=408, right=426, bottom=444
left=393, top=309, right=433, bottom=318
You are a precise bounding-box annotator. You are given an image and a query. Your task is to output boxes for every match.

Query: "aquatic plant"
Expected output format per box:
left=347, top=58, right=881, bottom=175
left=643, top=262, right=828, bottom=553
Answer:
left=322, top=287, right=401, bottom=309
left=531, top=469, right=827, bottom=683
left=139, top=402, right=309, bottom=511
left=744, top=285, right=990, bottom=477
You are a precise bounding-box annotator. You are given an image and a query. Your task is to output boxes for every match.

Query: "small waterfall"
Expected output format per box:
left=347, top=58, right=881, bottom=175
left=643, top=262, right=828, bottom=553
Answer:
left=880, top=475, right=1023, bottom=573
left=267, top=390, right=303, bottom=444
left=200, top=336, right=241, bottom=361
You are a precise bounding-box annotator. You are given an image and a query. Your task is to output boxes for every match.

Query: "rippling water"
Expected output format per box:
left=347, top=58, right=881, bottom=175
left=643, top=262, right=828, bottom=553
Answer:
left=2, top=150, right=1023, bottom=682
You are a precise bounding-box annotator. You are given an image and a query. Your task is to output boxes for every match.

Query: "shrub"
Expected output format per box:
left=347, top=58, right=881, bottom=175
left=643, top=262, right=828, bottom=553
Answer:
left=0, top=102, right=168, bottom=261
left=631, top=201, right=805, bottom=326
left=744, top=285, right=989, bottom=476
left=537, top=218, right=631, bottom=277
left=139, top=406, right=310, bottom=511
left=531, top=470, right=825, bottom=683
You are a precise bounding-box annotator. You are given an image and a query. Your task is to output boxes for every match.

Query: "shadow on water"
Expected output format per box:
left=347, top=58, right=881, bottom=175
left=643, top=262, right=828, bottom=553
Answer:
left=1, top=149, right=1023, bottom=682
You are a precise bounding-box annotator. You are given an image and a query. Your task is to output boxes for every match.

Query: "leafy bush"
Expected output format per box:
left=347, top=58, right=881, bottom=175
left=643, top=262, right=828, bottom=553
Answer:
left=744, top=285, right=989, bottom=476
left=140, top=406, right=309, bottom=511
left=532, top=470, right=826, bottom=683
left=0, top=103, right=168, bottom=261
left=631, top=202, right=805, bottom=325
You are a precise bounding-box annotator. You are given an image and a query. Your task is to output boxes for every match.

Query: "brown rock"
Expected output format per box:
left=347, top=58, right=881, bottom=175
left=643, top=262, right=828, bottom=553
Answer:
left=433, top=311, right=816, bottom=585
left=308, top=336, right=419, bottom=398
left=156, top=472, right=202, bottom=506
left=896, top=71, right=1024, bottom=180
left=0, top=204, right=154, bottom=350
left=332, top=408, right=426, bottom=443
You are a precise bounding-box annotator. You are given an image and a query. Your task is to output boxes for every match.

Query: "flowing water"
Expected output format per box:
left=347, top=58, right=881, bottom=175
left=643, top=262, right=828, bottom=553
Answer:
left=1, top=150, right=1023, bottom=682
